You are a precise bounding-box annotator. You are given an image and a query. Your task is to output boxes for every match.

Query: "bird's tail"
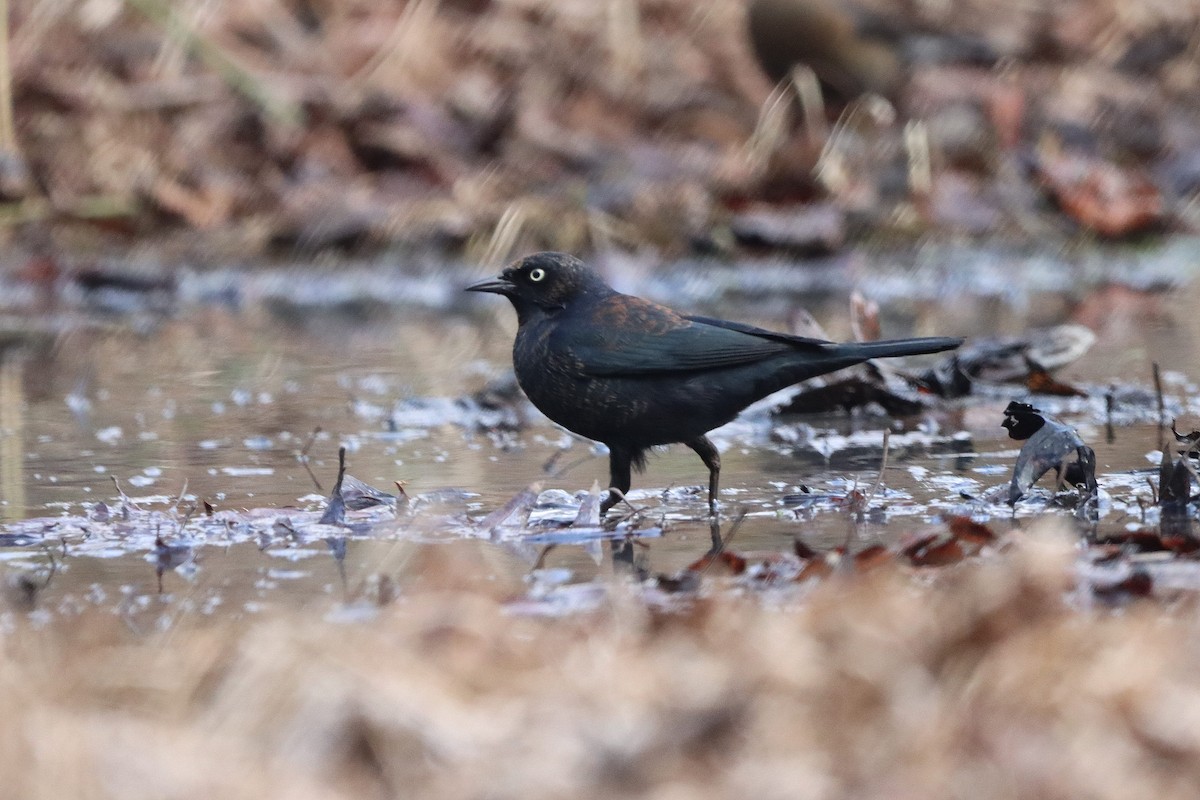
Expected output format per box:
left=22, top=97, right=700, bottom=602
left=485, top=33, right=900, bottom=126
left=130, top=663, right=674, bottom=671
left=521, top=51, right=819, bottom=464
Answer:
left=781, top=336, right=962, bottom=385
left=839, top=336, right=963, bottom=360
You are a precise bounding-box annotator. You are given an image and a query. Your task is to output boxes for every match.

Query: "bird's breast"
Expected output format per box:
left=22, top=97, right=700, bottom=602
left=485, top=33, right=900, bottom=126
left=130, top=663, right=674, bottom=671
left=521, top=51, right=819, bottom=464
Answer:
left=511, top=320, right=646, bottom=443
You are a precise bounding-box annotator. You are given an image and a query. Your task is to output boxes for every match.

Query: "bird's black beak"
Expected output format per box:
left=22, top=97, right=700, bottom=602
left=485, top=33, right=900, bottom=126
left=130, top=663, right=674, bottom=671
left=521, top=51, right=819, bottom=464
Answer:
left=465, top=275, right=516, bottom=296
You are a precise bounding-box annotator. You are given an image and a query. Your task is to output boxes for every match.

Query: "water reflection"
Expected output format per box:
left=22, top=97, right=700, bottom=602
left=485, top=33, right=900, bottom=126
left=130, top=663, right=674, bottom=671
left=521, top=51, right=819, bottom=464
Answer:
left=0, top=351, right=25, bottom=521
left=0, top=249, right=1196, bottom=617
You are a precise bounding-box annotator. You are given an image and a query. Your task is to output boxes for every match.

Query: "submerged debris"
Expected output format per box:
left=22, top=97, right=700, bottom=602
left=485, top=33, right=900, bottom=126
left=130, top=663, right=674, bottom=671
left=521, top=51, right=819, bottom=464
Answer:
left=915, top=324, right=1096, bottom=398
left=774, top=375, right=929, bottom=416
left=153, top=533, right=195, bottom=593
left=1002, top=401, right=1098, bottom=506
left=478, top=484, right=542, bottom=538
left=340, top=475, right=400, bottom=511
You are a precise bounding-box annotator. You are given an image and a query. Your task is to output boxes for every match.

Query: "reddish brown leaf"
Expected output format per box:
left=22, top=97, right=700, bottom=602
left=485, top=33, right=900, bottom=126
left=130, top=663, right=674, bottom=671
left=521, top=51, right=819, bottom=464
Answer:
left=1160, top=531, right=1200, bottom=554
left=852, top=545, right=893, bottom=571
left=795, top=555, right=835, bottom=583
left=1097, top=529, right=1169, bottom=553
left=1093, top=570, right=1154, bottom=601
left=687, top=551, right=747, bottom=576
left=1036, top=148, right=1163, bottom=237
left=946, top=516, right=996, bottom=546
left=1089, top=545, right=1124, bottom=564
left=1025, top=365, right=1087, bottom=397
left=902, top=532, right=966, bottom=567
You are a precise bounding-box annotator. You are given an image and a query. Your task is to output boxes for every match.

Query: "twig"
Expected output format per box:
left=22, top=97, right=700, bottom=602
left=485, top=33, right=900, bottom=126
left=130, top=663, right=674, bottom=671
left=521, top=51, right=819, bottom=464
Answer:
left=170, top=478, right=189, bottom=514
left=700, top=508, right=749, bottom=572
left=345, top=0, right=436, bottom=88
left=1153, top=361, right=1165, bottom=443
left=904, top=119, right=932, bottom=198
left=543, top=450, right=598, bottom=479
left=742, top=81, right=793, bottom=176
left=815, top=94, right=895, bottom=194
left=789, top=63, right=826, bottom=143
left=479, top=203, right=526, bottom=267
left=1104, top=387, right=1115, bottom=444
left=318, top=447, right=348, bottom=526
left=37, top=544, right=58, bottom=591
left=298, top=427, right=324, bottom=493
left=110, top=475, right=139, bottom=516
left=864, top=429, right=891, bottom=506
left=604, top=487, right=647, bottom=524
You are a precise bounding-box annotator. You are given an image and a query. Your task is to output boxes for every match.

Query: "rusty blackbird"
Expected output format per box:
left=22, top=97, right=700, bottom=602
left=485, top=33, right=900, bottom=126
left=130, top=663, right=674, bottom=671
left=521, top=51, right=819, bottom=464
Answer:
left=468, top=252, right=961, bottom=516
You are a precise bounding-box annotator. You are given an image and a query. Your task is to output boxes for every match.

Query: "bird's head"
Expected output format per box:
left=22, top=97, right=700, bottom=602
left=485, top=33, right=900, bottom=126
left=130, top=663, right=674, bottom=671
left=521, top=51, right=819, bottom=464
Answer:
left=466, top=252, right=610, bottom=321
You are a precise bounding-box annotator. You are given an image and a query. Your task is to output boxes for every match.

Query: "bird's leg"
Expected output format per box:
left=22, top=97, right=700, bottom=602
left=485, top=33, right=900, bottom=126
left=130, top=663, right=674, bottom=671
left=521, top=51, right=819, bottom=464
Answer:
left=601, top=447, right=633, bottom=514
left=685, top=436, right=721, bottom=517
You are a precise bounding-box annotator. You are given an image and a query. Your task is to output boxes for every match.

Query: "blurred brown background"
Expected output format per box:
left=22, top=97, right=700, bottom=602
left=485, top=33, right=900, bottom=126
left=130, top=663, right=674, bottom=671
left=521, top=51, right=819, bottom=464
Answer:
left=2, top=0, right=1197, bottom=261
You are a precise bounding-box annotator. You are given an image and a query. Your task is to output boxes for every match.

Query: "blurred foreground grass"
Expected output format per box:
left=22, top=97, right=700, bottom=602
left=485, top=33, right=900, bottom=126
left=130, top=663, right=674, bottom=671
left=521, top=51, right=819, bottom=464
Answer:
left=4, top=520, right=1200, bottom=798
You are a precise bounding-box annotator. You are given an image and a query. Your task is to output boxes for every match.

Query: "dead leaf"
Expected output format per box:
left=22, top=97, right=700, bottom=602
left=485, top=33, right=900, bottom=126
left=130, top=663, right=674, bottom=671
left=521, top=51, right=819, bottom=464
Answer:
left=852, top=544, right=893, bottom=571
left=1092, top=569, right=1154, bottom=602
left=795, top=552, right=837, bottom=582
left=1036, top=146, right=1163, bottom=237
left=901, top=531, right=966, bottom=567
left=686, top=551, right=747, bottom=576
left=946, top=516, right=996, bottom=546
left=1024, top=360, right=1087, bottom=397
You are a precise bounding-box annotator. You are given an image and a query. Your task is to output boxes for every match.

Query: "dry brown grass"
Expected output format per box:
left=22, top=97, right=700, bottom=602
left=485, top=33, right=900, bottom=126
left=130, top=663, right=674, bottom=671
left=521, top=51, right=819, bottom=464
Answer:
left=4, top=520, right=1200, bottom=798
left=4, top=0, right=1199, bottom=256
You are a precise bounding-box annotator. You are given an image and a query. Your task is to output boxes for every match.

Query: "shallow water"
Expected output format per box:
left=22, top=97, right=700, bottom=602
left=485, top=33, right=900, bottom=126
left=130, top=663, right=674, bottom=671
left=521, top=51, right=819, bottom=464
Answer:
left=1, top=242, right=1199, bottom=617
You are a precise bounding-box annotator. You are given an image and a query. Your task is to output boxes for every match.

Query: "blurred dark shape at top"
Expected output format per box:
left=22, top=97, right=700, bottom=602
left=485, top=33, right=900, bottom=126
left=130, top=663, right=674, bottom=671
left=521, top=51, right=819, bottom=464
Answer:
left=746, top=0, right=998, bottom=106
left=1116, top=26, right=1191, bottom=76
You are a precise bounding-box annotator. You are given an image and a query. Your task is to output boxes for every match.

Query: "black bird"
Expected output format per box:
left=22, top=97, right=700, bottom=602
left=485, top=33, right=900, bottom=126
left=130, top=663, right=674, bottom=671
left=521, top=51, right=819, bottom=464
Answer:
left=468, top=252, right=961, bottom=515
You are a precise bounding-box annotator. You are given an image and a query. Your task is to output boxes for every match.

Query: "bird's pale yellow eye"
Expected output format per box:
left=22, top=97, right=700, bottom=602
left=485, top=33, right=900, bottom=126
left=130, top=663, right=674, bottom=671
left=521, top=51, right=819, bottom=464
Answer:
left=529, top=268, right=546, bottom=282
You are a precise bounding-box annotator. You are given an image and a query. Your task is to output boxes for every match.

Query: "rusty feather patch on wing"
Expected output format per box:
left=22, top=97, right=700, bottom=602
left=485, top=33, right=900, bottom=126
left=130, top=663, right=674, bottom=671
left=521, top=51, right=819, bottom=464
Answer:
left=590, top=295, right=686, bottom=336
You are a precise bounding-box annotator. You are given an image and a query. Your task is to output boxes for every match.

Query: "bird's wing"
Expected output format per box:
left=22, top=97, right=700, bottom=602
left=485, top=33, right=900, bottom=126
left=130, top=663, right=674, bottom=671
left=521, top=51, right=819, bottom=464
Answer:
left=562, top=298, right=831, bottom=377
left=683, top=315, right=834, bottom=348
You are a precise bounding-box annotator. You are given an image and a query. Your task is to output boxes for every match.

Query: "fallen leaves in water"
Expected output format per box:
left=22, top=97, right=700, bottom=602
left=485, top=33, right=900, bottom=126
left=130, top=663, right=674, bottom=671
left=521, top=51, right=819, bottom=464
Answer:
left=901, top=515, right=999, bottom=567
left=913, top=324, right=1096, bottom=399
left=773, top=318, right=1097, bottom=417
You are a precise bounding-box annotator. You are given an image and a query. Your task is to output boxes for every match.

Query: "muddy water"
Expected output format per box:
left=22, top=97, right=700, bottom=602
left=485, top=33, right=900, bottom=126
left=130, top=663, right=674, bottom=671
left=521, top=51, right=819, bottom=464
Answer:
left=1, top=243, right=1199, bottom=617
